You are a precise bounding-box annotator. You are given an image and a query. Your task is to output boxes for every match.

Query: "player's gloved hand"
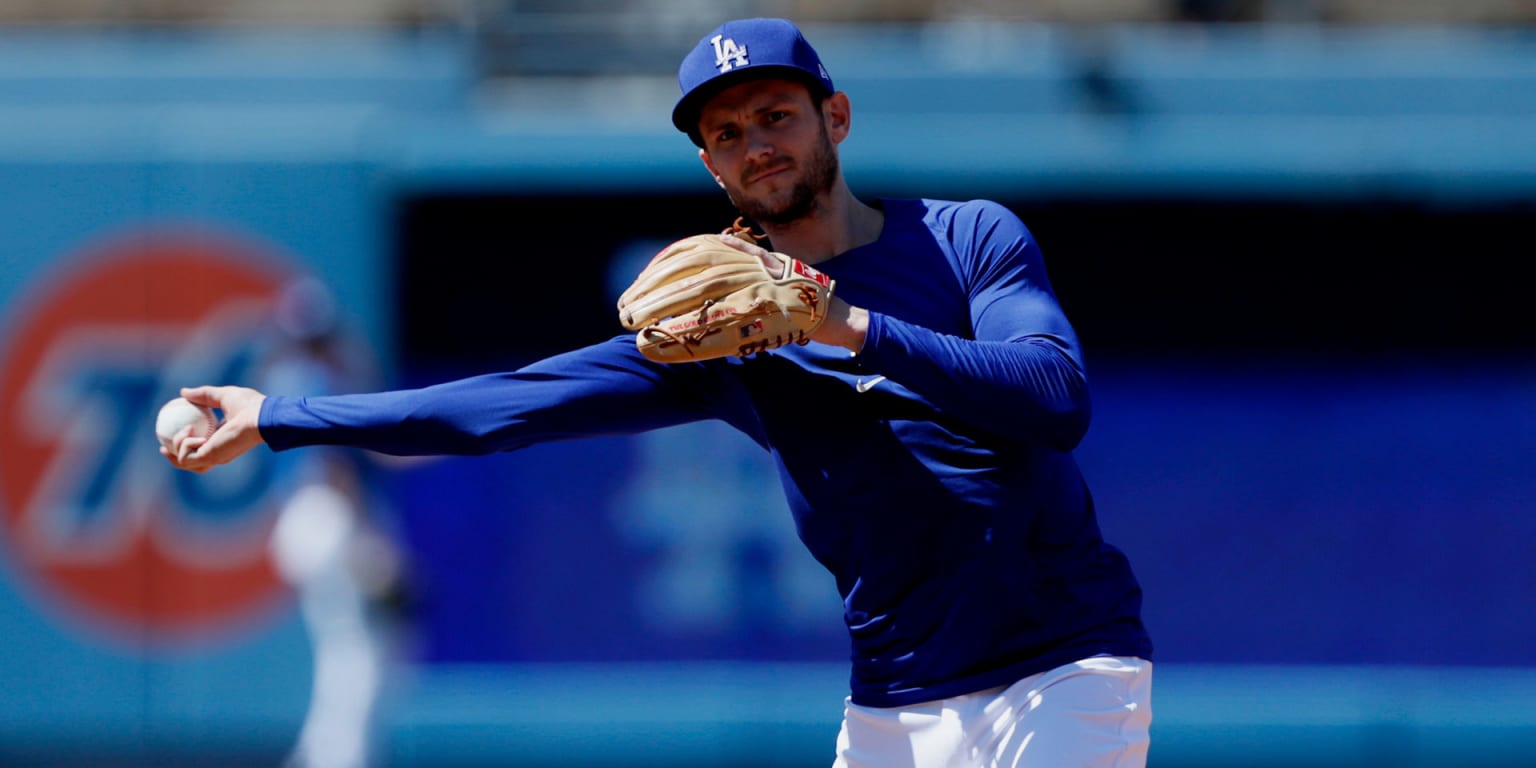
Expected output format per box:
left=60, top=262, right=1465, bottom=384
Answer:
left=617, top=219, right=835, bottom=363
left=161, top=385, right=267, bottom=473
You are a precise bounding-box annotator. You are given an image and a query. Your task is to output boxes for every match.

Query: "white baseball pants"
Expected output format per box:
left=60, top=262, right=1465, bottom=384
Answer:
left=832, top=655, right=1152, bottom=768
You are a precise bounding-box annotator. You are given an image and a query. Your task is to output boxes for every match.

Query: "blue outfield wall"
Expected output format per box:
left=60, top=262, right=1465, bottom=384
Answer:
left=0, top=23, right=1531, bottom=768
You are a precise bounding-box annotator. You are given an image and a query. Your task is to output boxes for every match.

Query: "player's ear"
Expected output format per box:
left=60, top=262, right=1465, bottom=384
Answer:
left=823, top=92, right=852, bottom=143
left=699, top=148, right=726, bottom=190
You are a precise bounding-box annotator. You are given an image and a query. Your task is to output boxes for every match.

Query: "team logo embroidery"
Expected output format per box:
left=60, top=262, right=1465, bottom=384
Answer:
left=711, top=34, right=748, bottom=73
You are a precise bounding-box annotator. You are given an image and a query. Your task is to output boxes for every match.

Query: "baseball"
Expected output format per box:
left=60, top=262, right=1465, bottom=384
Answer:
left=155, top=397, right=221, bottom=452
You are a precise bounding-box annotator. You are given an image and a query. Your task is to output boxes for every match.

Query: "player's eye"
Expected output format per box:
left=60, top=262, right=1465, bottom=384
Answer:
left=766, top=110, right=790, bottom=123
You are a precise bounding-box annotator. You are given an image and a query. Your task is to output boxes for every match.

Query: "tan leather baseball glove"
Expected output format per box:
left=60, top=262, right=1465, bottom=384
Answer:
left=617, top=219, right=835, bottom=363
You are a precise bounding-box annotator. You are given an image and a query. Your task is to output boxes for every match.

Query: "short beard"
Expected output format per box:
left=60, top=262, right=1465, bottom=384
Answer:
left=728, top=123, right=840, bottom=227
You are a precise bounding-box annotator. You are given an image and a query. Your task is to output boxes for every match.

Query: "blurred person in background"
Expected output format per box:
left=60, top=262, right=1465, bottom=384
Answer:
left=262, top=277, right=414, bottom=768
left=164, top=18, right=1152, bottom=768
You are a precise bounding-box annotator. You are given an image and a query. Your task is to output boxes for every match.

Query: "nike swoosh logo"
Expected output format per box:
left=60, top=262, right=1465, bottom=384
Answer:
left=855, top=375, right=887, bottom=393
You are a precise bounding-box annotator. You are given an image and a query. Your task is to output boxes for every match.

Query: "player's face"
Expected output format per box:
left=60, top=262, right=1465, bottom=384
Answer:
left=697, top=79, right=843, bottom=226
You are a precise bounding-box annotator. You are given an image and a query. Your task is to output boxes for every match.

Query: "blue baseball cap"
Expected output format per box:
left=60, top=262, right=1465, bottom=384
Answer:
left=672, top=18, right=835, bottom=145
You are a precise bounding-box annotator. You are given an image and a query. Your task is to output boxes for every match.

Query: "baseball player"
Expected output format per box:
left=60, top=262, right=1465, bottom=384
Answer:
left=165, top=18, right=1153, bottom=767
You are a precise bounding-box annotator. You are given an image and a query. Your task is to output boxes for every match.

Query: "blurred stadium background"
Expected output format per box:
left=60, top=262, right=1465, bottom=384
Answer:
left=0, top=1, right=1533, bottom=766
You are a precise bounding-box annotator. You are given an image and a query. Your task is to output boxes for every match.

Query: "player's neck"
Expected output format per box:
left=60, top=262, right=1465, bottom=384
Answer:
left=761, top=183, right=882, bottom=264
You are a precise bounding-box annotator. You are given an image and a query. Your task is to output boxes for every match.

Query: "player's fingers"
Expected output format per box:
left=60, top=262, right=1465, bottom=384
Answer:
left=177, top=434, right=207, bottom=465
left=189, top=417, right=264, bottom=470
left=183, top=385, right=267, bottom=421
left=157, top=424, right=193, bottom=467
left=169, top=424, right=194, bottom=457
left=181, top=386, right=221, bottom=408
left=162, top=443, right=207, bottom=474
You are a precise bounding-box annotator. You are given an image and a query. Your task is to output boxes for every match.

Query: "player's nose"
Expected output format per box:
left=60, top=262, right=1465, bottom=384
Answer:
left=743, top=125, right=777, bottom=160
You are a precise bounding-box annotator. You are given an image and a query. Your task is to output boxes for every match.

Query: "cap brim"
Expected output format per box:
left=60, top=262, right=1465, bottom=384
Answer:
left=672, top=65, right=833, bottom=144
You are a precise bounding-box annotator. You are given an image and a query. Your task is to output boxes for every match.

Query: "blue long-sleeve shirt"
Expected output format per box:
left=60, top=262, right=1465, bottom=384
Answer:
left=260, top=198, right=1152, bottom=707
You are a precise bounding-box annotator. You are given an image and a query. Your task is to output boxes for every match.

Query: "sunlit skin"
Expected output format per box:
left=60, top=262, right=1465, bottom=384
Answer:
left=698, top=81, right=842, bottom=227
left=165, top=77, right=883, bottom=474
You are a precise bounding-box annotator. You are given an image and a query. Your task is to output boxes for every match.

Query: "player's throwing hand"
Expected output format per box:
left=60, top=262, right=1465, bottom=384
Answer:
left=161, top=385, right=267, bottom=473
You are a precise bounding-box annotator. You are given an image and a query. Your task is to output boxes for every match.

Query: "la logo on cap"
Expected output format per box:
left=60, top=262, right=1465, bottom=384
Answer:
left=710, top=34, right=748, bottom=73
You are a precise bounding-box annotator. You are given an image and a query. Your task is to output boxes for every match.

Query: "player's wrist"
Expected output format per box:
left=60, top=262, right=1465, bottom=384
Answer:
left=816, top=299, right=868, bottom=353
left=245, top=392, right=270, bottom=445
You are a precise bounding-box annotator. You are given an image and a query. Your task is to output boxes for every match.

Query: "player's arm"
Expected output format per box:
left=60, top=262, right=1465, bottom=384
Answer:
left=844, top=202, right=1090, bottom=451
left=857, top=314, right=1088, bottom=450
left=169, top=337, right=722, bottom=473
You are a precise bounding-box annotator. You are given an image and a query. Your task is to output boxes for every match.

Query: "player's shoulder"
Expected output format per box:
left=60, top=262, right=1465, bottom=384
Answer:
left=905, top=197, right=1026, bottom=229
left=906, top=198, right=1031, bottom=248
